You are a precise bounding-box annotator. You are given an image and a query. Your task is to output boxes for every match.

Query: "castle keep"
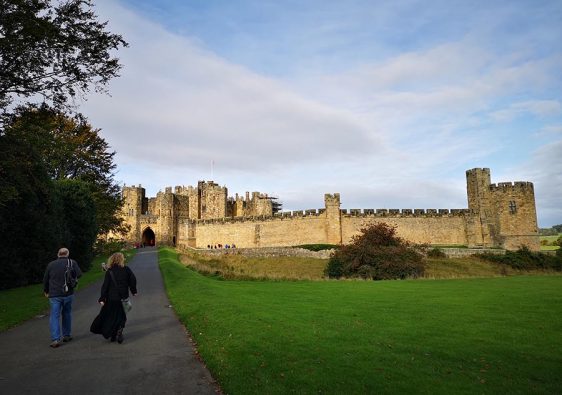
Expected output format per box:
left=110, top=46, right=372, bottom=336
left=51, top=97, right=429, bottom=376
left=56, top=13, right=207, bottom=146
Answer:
left=120, top=168, right=539, bottom=251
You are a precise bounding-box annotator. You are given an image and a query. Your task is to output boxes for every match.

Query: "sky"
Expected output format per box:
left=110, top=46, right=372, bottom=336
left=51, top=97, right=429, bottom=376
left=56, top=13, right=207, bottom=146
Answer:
left=80, top=0, right=562, bottom=227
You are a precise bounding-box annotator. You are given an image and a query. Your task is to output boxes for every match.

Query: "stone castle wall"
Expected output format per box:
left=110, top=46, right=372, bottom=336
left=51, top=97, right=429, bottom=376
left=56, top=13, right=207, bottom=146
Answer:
left=121, top=169, right=540, bottom=251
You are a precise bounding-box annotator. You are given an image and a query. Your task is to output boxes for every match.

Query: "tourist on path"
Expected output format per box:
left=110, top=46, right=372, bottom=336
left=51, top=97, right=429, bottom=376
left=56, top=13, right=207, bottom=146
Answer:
left=91, top=252, right=137, bottom=343
left=43, top=247, right=82, bottom=348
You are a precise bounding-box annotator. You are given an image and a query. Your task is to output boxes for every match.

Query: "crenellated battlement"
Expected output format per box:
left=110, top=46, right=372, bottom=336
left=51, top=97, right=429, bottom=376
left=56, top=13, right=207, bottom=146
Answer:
left=489, top=181, right=534, bottom=192
left=340, top=208, right=471, bottom=217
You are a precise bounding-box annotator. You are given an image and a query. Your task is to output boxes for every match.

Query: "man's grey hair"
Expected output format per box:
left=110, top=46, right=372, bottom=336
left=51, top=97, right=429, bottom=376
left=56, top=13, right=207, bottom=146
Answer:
left=57, top=248, right=69, bottom=257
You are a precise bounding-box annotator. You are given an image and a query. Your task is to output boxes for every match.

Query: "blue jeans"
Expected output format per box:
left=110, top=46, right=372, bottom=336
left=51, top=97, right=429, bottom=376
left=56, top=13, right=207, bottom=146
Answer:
left=48, top=295, right=74, bottom=341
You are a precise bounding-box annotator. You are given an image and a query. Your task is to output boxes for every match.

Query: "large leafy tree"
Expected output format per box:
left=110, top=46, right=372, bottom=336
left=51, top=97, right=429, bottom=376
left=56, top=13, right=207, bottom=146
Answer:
left=55, top=179, right=97, bottom=272
left=0, top=124, right=60, bottom=288
left=0, top=0, right=128, bottom=113
left=3, top=105, right=126, bottom=235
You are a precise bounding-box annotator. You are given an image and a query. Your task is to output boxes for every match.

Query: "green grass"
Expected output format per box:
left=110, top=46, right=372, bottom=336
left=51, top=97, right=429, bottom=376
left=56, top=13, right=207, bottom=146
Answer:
left=160, top=247, right=562, bottom=395
left=0, top=249, right=136, bottom=332
left=540, top=233, right=561, bottom=251
left=182, top=250, right=560, bottom=281
left=181, top=250, right=327, bottom=280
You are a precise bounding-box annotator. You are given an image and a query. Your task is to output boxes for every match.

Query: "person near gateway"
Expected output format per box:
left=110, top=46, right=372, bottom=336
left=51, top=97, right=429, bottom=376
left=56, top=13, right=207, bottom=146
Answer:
left=43, top=247, right=82, bottom=348
left=91, top=252, right=137, bottom=343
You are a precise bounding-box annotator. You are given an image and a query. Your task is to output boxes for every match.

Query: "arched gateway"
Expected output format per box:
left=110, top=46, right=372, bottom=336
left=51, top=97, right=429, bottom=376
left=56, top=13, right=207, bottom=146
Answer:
left=142, top=227, right=156, bottom=246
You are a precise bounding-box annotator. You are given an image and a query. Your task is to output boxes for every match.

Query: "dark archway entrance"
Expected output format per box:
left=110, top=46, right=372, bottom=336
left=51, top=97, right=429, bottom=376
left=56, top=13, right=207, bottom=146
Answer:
left=142, top=227, right=156, bottom=246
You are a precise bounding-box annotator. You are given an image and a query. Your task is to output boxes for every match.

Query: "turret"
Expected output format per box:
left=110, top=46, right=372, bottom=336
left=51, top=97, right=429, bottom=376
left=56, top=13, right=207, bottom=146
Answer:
left=324, top=193, right=342, bottom=244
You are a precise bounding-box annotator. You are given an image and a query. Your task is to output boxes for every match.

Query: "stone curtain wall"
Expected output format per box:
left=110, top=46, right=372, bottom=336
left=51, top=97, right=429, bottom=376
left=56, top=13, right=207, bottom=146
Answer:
left=177, top=210, right=472, bottom=249
left=186, top=214, right=328, bottom=248
left=341, top=212, right=469, bottom=245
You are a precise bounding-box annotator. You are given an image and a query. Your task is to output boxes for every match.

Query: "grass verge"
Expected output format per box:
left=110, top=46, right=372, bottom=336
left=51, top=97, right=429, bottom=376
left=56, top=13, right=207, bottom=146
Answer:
left=182, top=250, right=560, bottom=281
left=160, top=247, right=562, bottom=394
left=0, top=249, right=136, bottom=332
left=181, top=250, right=327, bottom=280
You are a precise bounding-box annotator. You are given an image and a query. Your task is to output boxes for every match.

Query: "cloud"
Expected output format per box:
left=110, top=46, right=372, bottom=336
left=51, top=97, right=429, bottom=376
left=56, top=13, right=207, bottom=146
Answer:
left=84, top=1, right=378, bottom=176
left=491, top=100, right=562, bottom=122
left=515, top=140, right=562, bottom=227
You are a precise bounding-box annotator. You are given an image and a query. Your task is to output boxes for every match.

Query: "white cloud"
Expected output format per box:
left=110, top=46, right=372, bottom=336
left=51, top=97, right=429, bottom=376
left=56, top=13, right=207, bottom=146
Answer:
left=491, top=100, right=562, bottom=122
left=515, top=140, right=562, bottom=227
left=84, top=1, right=378, bottom=176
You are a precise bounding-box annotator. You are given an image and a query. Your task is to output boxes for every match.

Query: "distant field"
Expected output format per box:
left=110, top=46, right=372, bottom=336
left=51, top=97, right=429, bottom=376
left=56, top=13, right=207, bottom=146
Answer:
left=161, top=247, right=562, bottom=394
left=540, top=233, right=561, bottom=251
left=180, top=250, right=560, bottom=281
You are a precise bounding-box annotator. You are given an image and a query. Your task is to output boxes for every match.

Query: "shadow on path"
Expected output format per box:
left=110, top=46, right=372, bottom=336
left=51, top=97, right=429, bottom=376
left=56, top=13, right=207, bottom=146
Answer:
left=0, top=247, right=219, bottom=394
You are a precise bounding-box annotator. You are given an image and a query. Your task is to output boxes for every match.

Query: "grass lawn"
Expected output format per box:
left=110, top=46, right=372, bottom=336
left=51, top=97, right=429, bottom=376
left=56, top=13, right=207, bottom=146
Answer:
left=0, top=249, right=136, bottom=332
left=182, top=249, right=560, bottom=281
left=540, top=234, right=561, bottom=251
left=160, top=247, right=562, bottom=394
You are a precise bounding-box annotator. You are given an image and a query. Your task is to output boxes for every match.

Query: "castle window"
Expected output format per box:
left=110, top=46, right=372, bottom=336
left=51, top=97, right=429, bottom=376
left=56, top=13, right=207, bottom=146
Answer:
left=509, top=201, right=517, bottom=214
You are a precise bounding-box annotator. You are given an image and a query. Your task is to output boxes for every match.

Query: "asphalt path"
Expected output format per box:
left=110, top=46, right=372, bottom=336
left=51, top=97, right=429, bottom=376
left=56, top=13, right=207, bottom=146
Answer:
left=0, top=247, right=219, bottom=394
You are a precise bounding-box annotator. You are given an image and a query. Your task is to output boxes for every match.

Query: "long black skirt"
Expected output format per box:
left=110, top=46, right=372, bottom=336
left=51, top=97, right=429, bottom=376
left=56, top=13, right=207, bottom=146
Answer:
left=90, top=301, right=127, bottom=339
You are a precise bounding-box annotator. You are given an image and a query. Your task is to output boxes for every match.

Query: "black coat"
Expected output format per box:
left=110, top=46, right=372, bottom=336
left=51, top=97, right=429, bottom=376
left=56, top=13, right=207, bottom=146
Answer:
left=99, top=266, right=137, bottom=303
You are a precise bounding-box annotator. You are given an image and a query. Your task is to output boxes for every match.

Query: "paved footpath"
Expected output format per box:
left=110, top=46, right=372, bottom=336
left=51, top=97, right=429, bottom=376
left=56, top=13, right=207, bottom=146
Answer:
left=0, top=247, right=219, bottom=394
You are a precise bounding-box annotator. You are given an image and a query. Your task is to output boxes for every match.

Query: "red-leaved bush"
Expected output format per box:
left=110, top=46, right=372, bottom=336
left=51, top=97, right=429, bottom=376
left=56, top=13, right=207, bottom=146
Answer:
left=325, top=222, right=425, bottom=280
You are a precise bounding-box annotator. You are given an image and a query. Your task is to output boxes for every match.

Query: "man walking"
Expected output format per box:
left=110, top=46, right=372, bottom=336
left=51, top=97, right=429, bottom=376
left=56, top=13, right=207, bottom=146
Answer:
left=43, top=248, right=82, bottom=348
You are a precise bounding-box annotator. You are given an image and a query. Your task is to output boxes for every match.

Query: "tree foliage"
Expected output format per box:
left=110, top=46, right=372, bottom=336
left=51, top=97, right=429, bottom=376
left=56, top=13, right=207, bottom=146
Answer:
left=0, top=0, right=128, bottom=113
left=0, top=125, right=60, bottom=288
left=3, top=105, right=126, bottom=234
left=325, top=222, right=425, bottom=280
left=0, top=106, right=128, bottom=288
left=54, top=179, right=97, bottom=272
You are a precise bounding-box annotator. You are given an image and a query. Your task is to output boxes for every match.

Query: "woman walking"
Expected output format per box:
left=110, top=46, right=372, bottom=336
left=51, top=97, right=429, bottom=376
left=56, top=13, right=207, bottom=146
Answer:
left=91, top=252, right=137, bottom=343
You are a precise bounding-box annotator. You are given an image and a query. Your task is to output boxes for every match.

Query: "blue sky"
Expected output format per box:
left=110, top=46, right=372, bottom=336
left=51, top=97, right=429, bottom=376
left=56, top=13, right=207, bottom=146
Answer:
left=81, top=0, right=562, bottom=226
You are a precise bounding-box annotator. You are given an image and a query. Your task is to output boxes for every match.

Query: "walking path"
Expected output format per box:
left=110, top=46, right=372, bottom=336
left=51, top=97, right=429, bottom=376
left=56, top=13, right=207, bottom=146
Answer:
left=0, top=247, right=219, bottom=394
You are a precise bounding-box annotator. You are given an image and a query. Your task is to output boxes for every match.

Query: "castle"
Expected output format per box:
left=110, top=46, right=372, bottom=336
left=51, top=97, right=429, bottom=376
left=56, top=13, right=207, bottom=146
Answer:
left=120, top=168, right=540, bottom=251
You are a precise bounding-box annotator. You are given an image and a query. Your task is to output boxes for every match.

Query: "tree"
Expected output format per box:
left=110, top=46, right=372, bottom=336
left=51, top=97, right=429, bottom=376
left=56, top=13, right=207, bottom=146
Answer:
left=325, top=222, right=425, bottom=280
left=55, top=179, right=97, bottom=272
left=3, top=104, right=126, bottom=235
left=0, top=0, right=128, bottom=114
left=0, top=123, right=60, bottom=288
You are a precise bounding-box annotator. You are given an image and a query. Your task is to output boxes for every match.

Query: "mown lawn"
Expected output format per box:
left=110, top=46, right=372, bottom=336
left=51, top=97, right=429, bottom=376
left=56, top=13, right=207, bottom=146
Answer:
left=0, top=249, right=136, bottom=332
left=160, top=247, right=562, bottom=395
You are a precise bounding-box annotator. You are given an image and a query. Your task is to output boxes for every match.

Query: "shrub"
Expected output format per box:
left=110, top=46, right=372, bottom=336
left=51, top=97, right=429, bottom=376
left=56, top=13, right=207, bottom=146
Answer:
left=325, top=223, right=425, bottom=280
left=479, top=246, right=562, bottom=271
left=94, top=238, right=127, bottom=256
left=296, top=244, right=339, bottom=252
left=427, top=248, right=447, bottom=258
left=324, top=257, right=344, bottom=278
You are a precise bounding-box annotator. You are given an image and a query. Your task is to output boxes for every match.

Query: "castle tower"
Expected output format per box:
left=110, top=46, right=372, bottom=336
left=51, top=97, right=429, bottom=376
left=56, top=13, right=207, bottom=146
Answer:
left=466, top=168, right=539, bottom=250
left=156, top=187, right=175, bottom=245
left=324, top=193, right=342, bottom=244
left=247, top=192, right=273, bottom=217
left=122, top=185, right=146, bottom=242
left=466, top=168, right=494, bottom=247
left=489, top=182, right=539, bottom=250
left=198, top=181, right=227, bottom=220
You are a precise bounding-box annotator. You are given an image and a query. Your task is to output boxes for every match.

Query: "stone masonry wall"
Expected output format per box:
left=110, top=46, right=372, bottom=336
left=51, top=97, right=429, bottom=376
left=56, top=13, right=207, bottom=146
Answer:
left=341, top=213, right=469, bottom=245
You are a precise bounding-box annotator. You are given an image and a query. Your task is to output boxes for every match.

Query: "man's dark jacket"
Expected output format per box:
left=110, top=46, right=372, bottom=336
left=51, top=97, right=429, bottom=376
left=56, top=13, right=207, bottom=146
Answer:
left=43, top=257, right=82, bottom=297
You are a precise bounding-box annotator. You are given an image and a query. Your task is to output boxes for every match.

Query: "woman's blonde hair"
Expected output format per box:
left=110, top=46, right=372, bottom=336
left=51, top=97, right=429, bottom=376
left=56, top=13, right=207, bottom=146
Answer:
left=107, top=252, right=125, bottom=268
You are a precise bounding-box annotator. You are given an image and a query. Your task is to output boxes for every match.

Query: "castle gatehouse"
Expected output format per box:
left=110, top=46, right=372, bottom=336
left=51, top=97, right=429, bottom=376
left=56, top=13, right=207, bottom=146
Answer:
left=120, top=168, right=539, bottom=251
